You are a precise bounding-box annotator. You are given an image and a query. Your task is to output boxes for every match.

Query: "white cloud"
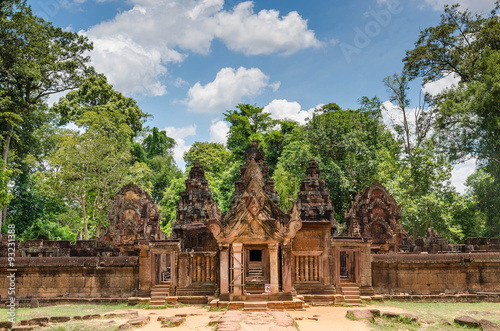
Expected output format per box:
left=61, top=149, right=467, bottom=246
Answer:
left=209, top=119, right=229, bottom=144
left=86, top=34, right=183, bottom=96
left=186, top=66, right=277, bottom=113
left=451, top=158, right=477, bottom=194
left=84, top=0, right=320, bottom=96
left=163, top=124, right=197, bottom=167
left=422, top=73, right=460, bottom=96
left=263, top=99, right=317, bottom=125
left=418, top=0, right=495, bottom=12
left=213, top=2, right=322, bottom=55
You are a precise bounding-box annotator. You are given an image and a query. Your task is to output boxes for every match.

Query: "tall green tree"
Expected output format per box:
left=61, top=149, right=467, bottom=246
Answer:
left=306, top=99, right=393, bottom=222
left=0, top=0, right=93, bottom=226
left=403, top=3, right=500, bottom=84
left=224, top=104, right=275, bottom=161
left=132, top=127, right=180, bottom=203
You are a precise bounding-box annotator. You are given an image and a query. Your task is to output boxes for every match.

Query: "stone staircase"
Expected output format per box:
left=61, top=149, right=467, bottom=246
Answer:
left=338, top=280, right=362, bottom=306
left=149, top=283, right=170, bottom=307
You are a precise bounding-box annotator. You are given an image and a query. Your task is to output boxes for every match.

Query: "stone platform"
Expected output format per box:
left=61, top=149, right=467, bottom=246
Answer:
left=209, top=298, right=305, bottom=311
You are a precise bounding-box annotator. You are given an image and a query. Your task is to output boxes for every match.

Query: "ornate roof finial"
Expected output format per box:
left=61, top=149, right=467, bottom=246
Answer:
left=244, top=139, right=265, bottom=163
left=188, top=158, right=205, bottom=180
left=305, top=158, right=320, bottom=179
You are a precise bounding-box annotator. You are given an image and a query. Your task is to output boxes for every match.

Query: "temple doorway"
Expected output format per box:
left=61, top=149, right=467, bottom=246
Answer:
left=245, top=246, right=270, bottom=294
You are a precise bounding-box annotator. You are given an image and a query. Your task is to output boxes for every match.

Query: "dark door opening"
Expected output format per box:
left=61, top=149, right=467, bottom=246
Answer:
left=249, top=250, right=262, bottom=262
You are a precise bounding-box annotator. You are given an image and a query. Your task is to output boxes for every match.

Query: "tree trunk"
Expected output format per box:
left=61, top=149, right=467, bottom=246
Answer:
left=81, top=197, right=88, bottom=240
left=0, top=129, right=13, bottom=227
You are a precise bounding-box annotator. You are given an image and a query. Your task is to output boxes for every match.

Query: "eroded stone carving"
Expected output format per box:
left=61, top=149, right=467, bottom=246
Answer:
left=101, top=183, right=162, bottom=246
left=296, top=159, right=337, bottom=234
left=172, top=159, right=220, bottom=250
left=345, top=180, right=407, bottom=252
left=208, top=144, right=301, bottom=244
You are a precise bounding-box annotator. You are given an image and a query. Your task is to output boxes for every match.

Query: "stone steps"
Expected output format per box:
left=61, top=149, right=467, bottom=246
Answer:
left=243, top=302, right=268, bottom=311
left=338, top=283, right=362, bottom=306
left=149, top=284, right=171, bottom=307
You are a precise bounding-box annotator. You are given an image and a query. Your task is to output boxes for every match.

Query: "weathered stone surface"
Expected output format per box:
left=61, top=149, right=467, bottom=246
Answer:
left=479, top=319, right=500, bottom=331
left=101, top=183, right=163, bottom=247
left=127, top=316, right=150, bottom=326
left=345, top=180, right=407, bottom=253
left=117, top=323, right=131, bottom=330
left=30, top=298, right=39, bottom=308
left=454, top=315, right=480, bottom=328
left=171, top=159, right=220, bottom=251
left=49, top=316, right=71, bottom=323
left=369, top=309, right=381, bottom=317
left=28, top=317, right=49, bottom=326
left=347, top=310, right=373, bottom=320
left=82, top=314, right=100, bottom=320
left=0, top=321, right=13, bottom=329
left=296, top=159, right=337, bottom=231
left=12, top=326, right=36, bottom=330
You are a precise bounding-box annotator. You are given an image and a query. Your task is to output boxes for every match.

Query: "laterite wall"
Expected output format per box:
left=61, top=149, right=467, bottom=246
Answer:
left=372, top=252, right=500, bottom=295
left=0, top=256, right=139, bottom=299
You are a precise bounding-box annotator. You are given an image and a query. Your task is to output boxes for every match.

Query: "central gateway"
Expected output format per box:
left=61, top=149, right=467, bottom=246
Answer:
left=208, top=141, right=302, bottom=301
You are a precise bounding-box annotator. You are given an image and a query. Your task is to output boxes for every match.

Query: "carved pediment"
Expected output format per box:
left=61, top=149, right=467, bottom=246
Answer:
left=208, top=159, right=301, bottom=244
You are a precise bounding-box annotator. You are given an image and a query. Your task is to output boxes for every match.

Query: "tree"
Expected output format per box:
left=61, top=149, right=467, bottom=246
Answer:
left=53, top=75, right=148, bottom=138
left=0, top=0, right=93, bottom=225
left=43, top=78, right=151, bottom=239
left=131, top=127, right=180, bottom=203
left=466, top=164, right=500, bottom=237
left=435, top=51, right=500, bottom=166
left=403, top=3, right=500, bottom=83
left=224, top=104, right=275, bottom=160
left=306, top=99, right=393, bottom=222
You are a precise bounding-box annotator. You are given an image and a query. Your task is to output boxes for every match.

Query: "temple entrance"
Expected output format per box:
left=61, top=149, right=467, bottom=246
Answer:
left=245, top=246, right=270, bottom=294
left=339, top=251, right=356, bottom=282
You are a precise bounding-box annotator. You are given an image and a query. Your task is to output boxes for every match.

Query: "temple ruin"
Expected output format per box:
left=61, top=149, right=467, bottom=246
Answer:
left=1, top=140, right=500, bottom=308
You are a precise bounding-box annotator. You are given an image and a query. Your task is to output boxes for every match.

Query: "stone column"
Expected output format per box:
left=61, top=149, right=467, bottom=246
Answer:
left=138, top=242, right=151, bottom=296
left=219, top=244, right=229, bottom=295
left=232, top=243, right=244, bottom=296
left=269, top=243, right=279, bottom=293
left=281, top=240, right=292, bottom=293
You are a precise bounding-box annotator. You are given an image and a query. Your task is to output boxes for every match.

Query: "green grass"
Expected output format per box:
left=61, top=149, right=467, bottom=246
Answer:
left=369, top=301, right=500, bottom=330
left=0, top=303, right=131, bottom=322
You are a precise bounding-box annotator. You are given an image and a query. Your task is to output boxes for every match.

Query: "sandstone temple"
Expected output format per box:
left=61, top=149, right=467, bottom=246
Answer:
left=1, top=141, right=500, bottom=308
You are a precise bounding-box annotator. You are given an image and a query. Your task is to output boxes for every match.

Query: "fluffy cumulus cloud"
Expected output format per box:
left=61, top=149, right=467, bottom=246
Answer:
left=213, top=2, right=322, bottom=55
left=209, top=119, right=230, bottom=144
left=263, top=99, right=317, bottom=124
left=419, top=0, right=495, bottom=12
left=186, top=67, right=277, bottom=113
left=83, top=0, right=320, bottom=96
left=163, top=124, right=197, bottom=167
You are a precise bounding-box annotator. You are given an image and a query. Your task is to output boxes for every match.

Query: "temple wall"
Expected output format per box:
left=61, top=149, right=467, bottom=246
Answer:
left=0, top=256, right=139, bottom=299
left=372, top=252, right=500, bottom=295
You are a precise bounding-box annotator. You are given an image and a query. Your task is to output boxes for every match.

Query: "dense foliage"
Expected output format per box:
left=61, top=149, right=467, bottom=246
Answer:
left=0, top=2, right=498, bottom=241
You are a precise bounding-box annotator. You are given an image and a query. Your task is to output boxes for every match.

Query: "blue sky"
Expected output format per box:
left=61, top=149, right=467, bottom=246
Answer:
left=29, top=0, right=495, bottom=192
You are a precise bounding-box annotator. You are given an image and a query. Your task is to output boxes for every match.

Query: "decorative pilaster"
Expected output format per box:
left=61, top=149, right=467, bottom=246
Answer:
left=282, top=240, right=292, bottom=293
left=219, top=244, right=229, bottom=295
left=231, top=243, right=244, bottom=296
left=269, top=243, right=279, bottom=293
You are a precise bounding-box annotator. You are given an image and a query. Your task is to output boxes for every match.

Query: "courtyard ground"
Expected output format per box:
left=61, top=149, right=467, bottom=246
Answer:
left=1, top=301, right=499, bottom=330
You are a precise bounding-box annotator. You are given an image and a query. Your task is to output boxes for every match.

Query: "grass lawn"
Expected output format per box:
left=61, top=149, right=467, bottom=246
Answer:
left=369, top=301, right=500, bottom=330
left=0, top=303, right=131, bottom=322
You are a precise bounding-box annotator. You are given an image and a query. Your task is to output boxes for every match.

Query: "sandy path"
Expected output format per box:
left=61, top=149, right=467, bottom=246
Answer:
left=130, top=304, right=409, bottom=331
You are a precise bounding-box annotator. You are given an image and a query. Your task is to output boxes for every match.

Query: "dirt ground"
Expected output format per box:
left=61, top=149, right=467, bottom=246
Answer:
left=135, top=305, right=409, bottom=330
